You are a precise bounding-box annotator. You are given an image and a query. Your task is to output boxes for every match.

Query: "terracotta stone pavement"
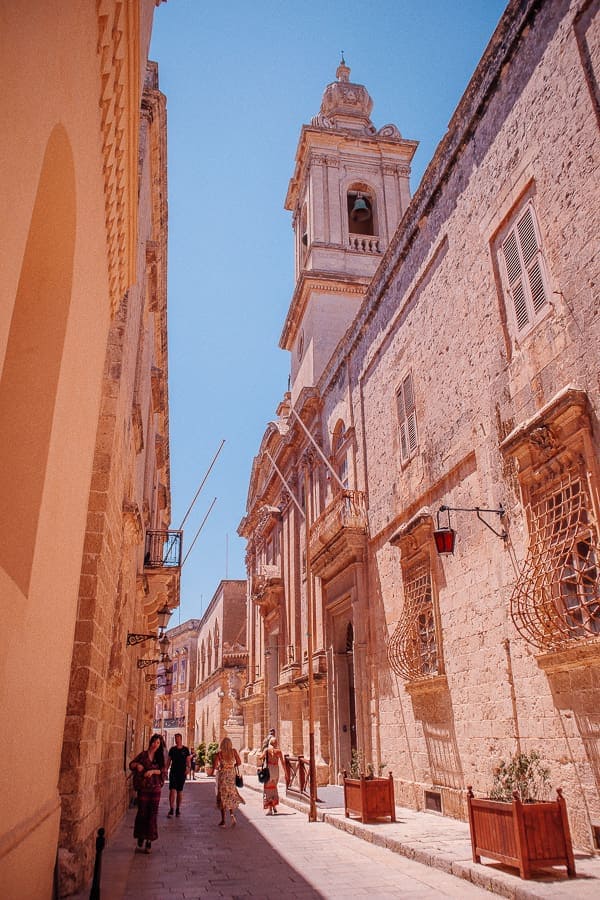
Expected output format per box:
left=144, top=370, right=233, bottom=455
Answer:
left=73, top=774, right=600, bottom=900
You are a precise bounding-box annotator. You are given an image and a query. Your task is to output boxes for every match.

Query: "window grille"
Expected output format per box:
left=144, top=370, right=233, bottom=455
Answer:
left=510, top=463, right=600, bottom=651
left=500, top=203, right=549, bottom=334
left=388, top=559, right=439, bottom=679
left=397, top=372, right=418, bottom=464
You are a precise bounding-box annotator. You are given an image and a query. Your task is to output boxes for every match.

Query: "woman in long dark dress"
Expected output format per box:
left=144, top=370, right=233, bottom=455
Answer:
left=129, top=734, right=166, bottom=853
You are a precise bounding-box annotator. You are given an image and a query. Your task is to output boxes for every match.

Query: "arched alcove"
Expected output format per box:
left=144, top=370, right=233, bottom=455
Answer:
left=347, top=182, right=376, bottom=237
left=0, top=124, right=76, bottom=595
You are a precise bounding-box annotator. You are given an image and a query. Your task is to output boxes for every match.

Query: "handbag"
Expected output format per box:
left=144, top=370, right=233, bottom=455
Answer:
left=257, top=755, right=270, bottom=784
left=235, top=765, right=244, bottom=789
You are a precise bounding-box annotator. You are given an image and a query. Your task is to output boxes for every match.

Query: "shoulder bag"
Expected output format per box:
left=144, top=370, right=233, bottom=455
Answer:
left=257, top=754, right=270, bottom=784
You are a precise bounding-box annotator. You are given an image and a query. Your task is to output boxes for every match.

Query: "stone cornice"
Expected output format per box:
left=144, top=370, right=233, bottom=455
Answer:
left=285, top=125, right=418, bottom=212
left=96, top=0, right=141, bottom=318
left=279, top=271, right=369, bottom=350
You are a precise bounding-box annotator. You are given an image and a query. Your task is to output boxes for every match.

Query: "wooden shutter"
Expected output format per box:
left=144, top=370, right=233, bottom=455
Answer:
left=501, top=204, right=549, bottom=333
left=397, top=373, right=418, bottom=463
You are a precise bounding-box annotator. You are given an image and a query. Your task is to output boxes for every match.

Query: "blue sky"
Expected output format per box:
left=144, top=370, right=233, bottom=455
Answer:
left=149, top=0, right=507, bottom=623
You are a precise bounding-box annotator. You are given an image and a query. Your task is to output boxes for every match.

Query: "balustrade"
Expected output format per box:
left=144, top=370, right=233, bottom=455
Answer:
left=348, top=234, right=381, bottom=253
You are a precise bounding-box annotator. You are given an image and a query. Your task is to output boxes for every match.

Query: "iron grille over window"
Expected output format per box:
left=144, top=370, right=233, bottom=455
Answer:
left=510, top=463, right=600, bottom=651
left=388, top=559, right=439, bottom=679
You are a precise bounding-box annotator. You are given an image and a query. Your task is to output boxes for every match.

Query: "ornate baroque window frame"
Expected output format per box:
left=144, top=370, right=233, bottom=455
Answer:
left=500, top=387, right=600, bottom=667
left=388, top=510, right=446, bottom=692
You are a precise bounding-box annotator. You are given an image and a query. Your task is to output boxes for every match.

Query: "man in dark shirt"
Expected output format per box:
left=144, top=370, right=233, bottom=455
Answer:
left=167, top=733, right=191, bottom=817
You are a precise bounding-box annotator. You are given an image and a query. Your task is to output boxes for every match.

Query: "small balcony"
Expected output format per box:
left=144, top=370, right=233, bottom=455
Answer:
left=144, top=530, right=183, bottom=569
left=309, top=489, right=368, bottom=579
left=252, top=563, right=283, bottom=616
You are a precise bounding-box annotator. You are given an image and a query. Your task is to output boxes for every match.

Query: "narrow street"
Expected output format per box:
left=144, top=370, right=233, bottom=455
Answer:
left=89, top=777, right=490, bottom=900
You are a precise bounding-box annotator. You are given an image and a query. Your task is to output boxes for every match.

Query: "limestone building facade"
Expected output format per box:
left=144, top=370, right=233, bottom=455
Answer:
left=193, top=581, right=248, bottom=751
left=0, top=3, right=175, bottom=897
left=240, top=0, right=600, bottom=852
left=154, top=619, right=201, bottom=751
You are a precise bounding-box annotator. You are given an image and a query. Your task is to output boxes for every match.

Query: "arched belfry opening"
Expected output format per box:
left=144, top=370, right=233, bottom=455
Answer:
left=347, top=184, right=375, bottom=237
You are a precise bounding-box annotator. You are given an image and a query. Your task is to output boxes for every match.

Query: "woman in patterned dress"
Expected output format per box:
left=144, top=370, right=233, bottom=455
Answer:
left=214, top=737, right=245, bottom=827
left=129, top=734, right=167, bottom=853
left=262, top=737, right=285, bottom=815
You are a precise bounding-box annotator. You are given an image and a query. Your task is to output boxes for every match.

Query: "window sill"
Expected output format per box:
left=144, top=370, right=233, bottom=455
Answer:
left=404, top=674, right=447, bottom=696
left=536, top=639, right=600, bottom=673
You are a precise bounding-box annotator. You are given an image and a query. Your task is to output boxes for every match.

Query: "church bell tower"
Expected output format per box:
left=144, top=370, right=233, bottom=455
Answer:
left=281, top=58, right=418, bottom=401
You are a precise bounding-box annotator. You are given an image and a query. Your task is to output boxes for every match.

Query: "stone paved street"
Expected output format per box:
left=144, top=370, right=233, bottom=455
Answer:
left=86, top=777, right=489, bottom=900
left=77, top=775, right=600, bottom=900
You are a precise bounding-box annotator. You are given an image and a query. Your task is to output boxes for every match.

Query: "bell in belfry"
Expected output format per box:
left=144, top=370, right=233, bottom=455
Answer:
left=350, top=194, right=371, bottom=222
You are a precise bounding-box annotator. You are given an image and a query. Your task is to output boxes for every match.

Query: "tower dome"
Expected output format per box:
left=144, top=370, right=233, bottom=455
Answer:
left=312, top=57, right=375, bottom=133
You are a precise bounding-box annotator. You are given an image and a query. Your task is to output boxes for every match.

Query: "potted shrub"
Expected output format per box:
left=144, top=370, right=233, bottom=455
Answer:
left=196, top=742, right=206, bottom=771
left=204, top=741, right=219, bottom=777
left=343, top=751, right=395, bottom=824
left=467, top=750, right=576, bottom=880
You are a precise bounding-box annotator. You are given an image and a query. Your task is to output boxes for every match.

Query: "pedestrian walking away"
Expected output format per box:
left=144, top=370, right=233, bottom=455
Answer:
left=129, top=733, right=166, bottom=854
left=261, top=727, right=276, bottom=751
left=261, top=736, right=285, bottom=815
left=214, top=736, right=245, bottom=827
left=167, top=733, right=191, bottom=817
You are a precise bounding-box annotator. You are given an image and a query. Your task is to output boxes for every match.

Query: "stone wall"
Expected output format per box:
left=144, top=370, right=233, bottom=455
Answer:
left=317, top=0, right=599, bottom=850
left=57, top=64, right=172, bottom=896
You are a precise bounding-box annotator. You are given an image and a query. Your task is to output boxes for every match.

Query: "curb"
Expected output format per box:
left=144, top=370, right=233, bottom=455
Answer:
left=243, top=777, right=597, bottom=900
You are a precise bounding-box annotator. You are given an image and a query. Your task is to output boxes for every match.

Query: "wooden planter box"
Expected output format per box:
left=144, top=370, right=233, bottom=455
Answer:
left=467, top=787, right=576, bottom=880
left=343, top=772, right=396, bottom=824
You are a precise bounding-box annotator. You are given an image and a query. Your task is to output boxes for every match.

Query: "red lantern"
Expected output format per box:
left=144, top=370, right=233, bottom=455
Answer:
left=433, top=527, right=456, bottom=555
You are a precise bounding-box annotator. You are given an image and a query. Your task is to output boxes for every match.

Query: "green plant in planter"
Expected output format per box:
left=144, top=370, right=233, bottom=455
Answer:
left=196, top=742, right=206, bottom=767
left=489, top=750, right=551, bottom=802
left=348, top=749, right=387, bottom=780
left=205, top=741, right=219, bottom=769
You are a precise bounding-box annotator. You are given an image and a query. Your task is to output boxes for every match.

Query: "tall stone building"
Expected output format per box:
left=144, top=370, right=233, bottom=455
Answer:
left=193, top=581, right=248, bottom=751
left=240, top=0, right=600, bottom=852
left=0, top=3, right=176, bottom=897
left=239, top=56, right=417, bottom=774
left=154, top=619, right=201, bottom=751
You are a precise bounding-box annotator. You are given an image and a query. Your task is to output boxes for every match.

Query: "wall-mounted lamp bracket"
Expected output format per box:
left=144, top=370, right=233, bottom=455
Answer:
left=127, top=632, right=157, bottom=647
left=137, top=658, right=159, bottom=669
left=439, top=504, right=507, bottom=540
left=434, top=504, right=507, bottom=555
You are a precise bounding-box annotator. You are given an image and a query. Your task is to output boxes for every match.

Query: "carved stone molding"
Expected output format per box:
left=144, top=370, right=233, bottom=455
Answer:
left=122, top=499, right=143, bottom=545
left=96, top=0, right=140, bottom=318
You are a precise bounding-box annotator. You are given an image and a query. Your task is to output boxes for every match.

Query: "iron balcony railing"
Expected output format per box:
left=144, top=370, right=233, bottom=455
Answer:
left=144, top=530, right=183, bottom=568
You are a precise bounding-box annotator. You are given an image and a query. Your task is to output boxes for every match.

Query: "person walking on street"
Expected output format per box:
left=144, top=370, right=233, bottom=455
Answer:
left=261, top=727, right=276, bottom=751
left=189, top=751, right=196, bottom=780
left=129, top=734, right=166, bottom=853
left=262, top=736, right=285, bottom=815
left=167, top=733, right=191, bottom=817
left=214, top=737, right=245, bottom=828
